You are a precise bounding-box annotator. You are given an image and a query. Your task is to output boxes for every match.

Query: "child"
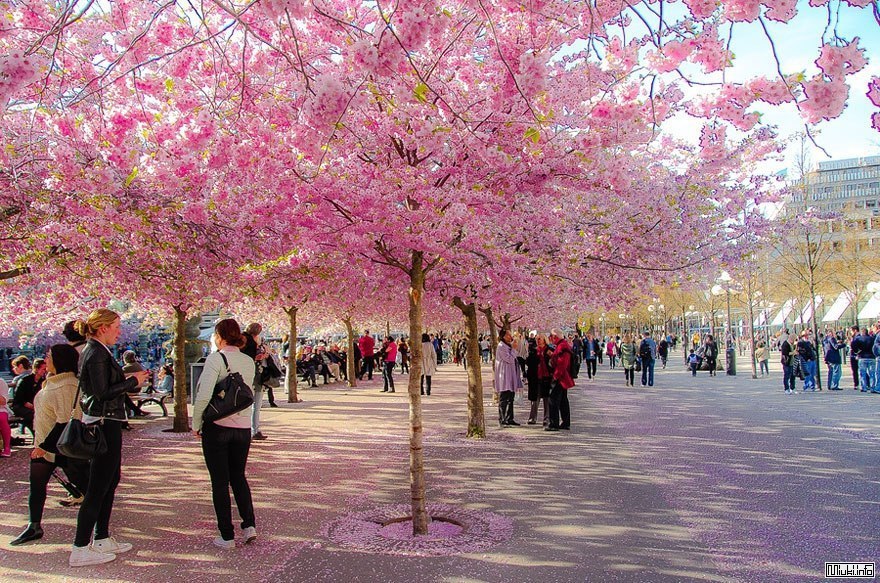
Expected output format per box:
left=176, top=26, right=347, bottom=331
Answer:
left=688, top=349, right=699, bottom=376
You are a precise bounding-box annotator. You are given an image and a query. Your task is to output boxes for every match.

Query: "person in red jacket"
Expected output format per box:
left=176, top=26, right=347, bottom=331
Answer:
left=547, top=329, right=575, bottom=432
left=357, top=330, right=376, bottom=380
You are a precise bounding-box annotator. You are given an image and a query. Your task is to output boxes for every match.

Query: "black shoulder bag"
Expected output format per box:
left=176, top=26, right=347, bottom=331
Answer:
left=57, top=384, right=107, bottom=460
left=203, top=353, right=255, bottom=423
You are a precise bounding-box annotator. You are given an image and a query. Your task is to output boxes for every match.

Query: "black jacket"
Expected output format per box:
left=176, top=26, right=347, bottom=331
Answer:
left=79, top=339, right=140, bottom=420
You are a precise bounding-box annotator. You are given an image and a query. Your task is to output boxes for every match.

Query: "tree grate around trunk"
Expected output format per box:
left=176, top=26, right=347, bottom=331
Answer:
left=321, top=503, right=513, bottom=556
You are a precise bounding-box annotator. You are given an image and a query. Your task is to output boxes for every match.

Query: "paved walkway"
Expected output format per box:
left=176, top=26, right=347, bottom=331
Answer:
left=0, top=352, right=877, bottom=582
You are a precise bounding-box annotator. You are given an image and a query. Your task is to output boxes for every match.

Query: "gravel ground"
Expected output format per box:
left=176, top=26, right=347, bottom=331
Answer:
left=0, top=352, right=876, bottom=582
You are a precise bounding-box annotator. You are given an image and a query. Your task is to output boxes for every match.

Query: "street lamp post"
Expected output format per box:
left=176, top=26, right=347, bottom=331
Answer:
left=718, top=271, right=736, bottom=376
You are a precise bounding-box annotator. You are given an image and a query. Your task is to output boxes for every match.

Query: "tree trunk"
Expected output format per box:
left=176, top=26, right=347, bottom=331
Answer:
left=407, top=252, right=429, bottom=535
left=343, top=316, right=357, bottom=387
left=386, top=320, right=391, bottom=339
left=284, top=306, right=301, bottom=403
left=171, top=305, right=190, bottom=432
left=746, top=276, right=758, bottom=379
left=479, top=305, right=499, bottom=403
left=453, top=297, right=485, bottom=439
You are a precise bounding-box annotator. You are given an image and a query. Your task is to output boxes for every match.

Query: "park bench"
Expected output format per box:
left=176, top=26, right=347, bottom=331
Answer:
left=130, top=391, right=173, bottom=417
left=7, top=415, right=34, bottom=446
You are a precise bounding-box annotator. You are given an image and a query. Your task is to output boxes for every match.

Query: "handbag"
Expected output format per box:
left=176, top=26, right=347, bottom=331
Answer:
left=57, top=384, right=107, bottom=460
left=634, top=357, right=642, bottom=372
left=203, top=353, right=255, bottom=423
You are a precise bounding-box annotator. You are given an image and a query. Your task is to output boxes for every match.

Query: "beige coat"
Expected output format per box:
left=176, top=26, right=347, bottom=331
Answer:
left=33, top=372, right=82, bottom=463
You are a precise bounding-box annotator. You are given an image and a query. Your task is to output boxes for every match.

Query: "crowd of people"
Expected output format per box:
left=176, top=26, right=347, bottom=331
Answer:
left=4, top=310, right=878, bottom=567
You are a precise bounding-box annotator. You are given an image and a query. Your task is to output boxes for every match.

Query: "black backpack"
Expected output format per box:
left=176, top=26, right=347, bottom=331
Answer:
left=638, top=340, right=653, bottom=361
left=203, top=353, right=255, bottom=423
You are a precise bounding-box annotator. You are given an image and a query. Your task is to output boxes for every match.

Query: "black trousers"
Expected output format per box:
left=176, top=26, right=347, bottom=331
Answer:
left=361, top=358, right=374, bottom=380
left=382, top=362, right=395, bottom=391
left=498, top=391, right=515, bottom=424
left=547, top=382, right=570, bottom=428
left=75, top=420, right=122, bottom=547
left=850, top=357, right=860, bottom=389
left=201, top=423, right=255, bottom=541
left=585, top=359, right=597, bottom=378
left=624, top=367, right=635, bottom=385
left=29, top=457, right=89, bottom=524
left=420, top=375, right=432, bottom=395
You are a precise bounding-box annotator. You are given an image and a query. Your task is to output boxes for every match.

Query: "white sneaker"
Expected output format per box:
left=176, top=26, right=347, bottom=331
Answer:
left=242, top=526, right=257, bottom=544
left=213, top=537, right=235, bottom=549
left=92, top=537, right=133, bottom=554
left=70, top=545, right=116, bottom=567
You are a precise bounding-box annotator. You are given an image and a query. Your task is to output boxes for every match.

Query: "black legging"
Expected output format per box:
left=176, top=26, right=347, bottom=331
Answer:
left=202, top=423, right=255, bottom=541
left=74, top=420, right=123, bottom=547
left=29, top=457, right=89, bottom=524
left=420, top=375, right=432, bottom=395
left=624, top=367, right=635, bottom=385
left=383, top=362, right=395, bottom=391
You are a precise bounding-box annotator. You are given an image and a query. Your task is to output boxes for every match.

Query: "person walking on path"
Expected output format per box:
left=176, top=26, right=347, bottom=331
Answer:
left=358, top=330, right=375, bottom=380
left=850, top=327, right=876, bottom=393
left=242, top=323, right=269, bottom=440
left=420, top=333, right=437, bottom=395
left=583, top=333, right=598, bottom=379
left=638, top=332, right=657, bottom=387
left=380, top=336, right=397, bottom=393
left=619, top=333, right=637, bottom=387
left=606, top=336, right=618, bottom=369
left=688, top=349, right=700, bottom=376
left=658, top=337, right=669, bottom=369
left=70, top=309, right=150, bottom=567
left=781, top=333, right=797, bottom=393
left=848, top=325, right=860, bottom=390
left=192, top=319, right=258, bottom=550
left=494, top=329, right=522, bottom=427
left=11, top=344, right=90, bottom=546
left=525, top=334, right=552, bottom=426
left=797, top=330, right=818, bottom=391
left=546, top=329, right=574, bottom=431
left=702, top=335, right=718, bottom=377
left=755, top=342, right=769, bottom=377
left=823, top=333, right=842, bottom=390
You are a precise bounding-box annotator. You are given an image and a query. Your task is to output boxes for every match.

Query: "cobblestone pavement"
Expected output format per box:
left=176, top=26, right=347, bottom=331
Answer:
left=0, top=352, right=877, bottom=582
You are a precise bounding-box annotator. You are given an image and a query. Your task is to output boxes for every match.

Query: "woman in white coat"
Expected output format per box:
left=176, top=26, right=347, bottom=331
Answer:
left=420, top=333, right=438, bottom=395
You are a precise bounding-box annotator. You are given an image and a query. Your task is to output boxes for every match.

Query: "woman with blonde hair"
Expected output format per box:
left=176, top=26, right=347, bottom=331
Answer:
left=70, top=309, right=150, bottom=567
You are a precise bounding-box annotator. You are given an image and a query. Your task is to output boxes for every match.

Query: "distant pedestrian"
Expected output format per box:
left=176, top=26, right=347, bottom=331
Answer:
left=638, top=332, right=657, bottom=387
left=688, top=349, right=700, bottom=376
left=755, top=342, right=769, bottom=377
left=546, top=329, right=574, bottom=431
left=494, top=329, right=522, bottom=427
left=619, top=333, right=637, bottom=387
left=823, top=334, right=842, bottom=390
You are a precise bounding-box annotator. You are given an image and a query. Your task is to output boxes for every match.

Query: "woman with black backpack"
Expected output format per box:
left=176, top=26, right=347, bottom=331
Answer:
left=192, top=319, right=257, bottom=550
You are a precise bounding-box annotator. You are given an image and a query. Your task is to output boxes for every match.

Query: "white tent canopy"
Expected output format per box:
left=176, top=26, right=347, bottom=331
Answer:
left=771, top=299, right=796, bottom=327
left=822, top=291, right=855, bottom=323
left=858, top=292, right=880, bottom=321
left=798, top=296, right=823, bottom=324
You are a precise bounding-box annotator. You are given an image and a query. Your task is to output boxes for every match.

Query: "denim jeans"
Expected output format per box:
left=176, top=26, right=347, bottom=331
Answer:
left=641, top=358, right=655, bottom=386
left=826, top=363, right=841, bottom=389
left=801, top=359, right=817, bottom=390
left=861, top=358, right=877, bottom=391
left=251, top=386, right=264, bottom=435
left=759, top=360, right=769, bottom=376
left=782, top=364, right=796, bottom=392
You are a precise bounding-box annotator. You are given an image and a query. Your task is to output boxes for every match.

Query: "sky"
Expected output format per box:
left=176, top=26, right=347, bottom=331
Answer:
left=654, top=0, right=880, bottom=171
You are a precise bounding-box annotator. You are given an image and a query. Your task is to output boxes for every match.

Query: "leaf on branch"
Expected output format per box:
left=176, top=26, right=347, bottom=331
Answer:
left=124, top=167, right=139, bottom=187
left=414, top=82, right=429, bottom=103
left=524, top=127, right=541, bottom=144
